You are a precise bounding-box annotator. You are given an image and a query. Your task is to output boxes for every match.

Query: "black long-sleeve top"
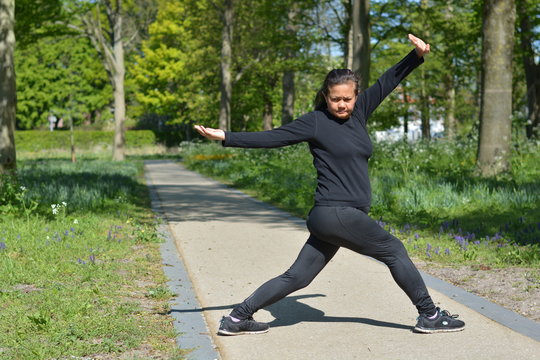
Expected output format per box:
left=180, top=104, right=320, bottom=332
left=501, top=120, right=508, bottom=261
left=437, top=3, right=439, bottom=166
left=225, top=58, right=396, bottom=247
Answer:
left=223, top=50, right=424, bottom=209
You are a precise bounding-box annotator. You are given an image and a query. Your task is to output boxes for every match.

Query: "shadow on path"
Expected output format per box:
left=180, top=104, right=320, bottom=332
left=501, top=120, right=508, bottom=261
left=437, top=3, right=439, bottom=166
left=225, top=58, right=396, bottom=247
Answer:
left=169, top=294, right=412, bottom=331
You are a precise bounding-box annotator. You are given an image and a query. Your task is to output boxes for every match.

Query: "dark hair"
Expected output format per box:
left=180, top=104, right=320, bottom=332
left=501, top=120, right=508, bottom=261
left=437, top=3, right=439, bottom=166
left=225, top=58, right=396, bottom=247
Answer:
left=314, top=69, right=360, bottom=111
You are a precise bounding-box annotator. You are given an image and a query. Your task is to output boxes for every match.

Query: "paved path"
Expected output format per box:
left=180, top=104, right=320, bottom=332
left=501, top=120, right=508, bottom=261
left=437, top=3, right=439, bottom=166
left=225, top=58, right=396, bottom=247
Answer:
left=145, top=160, right=540, bottom=360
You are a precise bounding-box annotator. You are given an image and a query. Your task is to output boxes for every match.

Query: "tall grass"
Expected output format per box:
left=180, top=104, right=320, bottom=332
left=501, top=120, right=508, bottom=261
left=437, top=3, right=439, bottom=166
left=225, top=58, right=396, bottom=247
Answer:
left=0, top=159, right=183, bottom=359
left=181, top=138, right=540, bottom=267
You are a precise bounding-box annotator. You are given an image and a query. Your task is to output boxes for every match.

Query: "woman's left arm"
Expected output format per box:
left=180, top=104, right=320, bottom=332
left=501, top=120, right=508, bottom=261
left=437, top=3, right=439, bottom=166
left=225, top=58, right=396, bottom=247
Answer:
left=358, top=34, right=430, bottom=118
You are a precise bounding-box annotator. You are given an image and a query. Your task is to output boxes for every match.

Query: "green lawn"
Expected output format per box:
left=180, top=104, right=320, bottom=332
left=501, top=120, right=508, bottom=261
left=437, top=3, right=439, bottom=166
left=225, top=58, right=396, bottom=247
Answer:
left=0, top=157, right=185, bottom=359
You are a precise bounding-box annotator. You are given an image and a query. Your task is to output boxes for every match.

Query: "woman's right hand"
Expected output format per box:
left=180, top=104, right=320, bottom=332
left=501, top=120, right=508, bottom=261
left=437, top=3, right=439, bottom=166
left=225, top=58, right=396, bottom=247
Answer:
left=194, top=125, right=226, bottom=141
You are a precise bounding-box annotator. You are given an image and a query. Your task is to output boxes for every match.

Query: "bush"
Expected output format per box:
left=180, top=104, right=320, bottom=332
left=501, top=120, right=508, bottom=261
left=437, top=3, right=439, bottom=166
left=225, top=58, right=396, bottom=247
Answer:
left=15, top=130, right=161, bottom=152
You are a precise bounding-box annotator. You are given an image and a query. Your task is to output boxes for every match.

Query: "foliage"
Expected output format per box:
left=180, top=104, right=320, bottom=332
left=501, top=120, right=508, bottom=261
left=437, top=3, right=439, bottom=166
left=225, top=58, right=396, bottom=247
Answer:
left=9, top=0, right=537, bottom=144
left=0, top=158, right=182, bottom=358
left=14, top=0, right=68, bottom=47
left=132, top=0, right=221, bottom=127
left=229, top=0, right=325, bottom=130
left=181, top=140, right=540, bottom=267
left=132, top=0, right=328, bottom=132
left=368, top=0, right=482, bottom=134
left=15, top=36, right=113, bottom=130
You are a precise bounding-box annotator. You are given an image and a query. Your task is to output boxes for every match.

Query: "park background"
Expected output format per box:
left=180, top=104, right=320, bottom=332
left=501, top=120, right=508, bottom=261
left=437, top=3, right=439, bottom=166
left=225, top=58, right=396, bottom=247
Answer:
left=0, top=0, right=539, bottom=359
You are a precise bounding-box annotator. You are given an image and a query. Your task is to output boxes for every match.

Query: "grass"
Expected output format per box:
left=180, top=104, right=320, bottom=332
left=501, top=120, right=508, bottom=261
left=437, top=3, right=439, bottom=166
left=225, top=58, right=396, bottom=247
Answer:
left=0, top=157, right=185, bottom=359
left=180, top=138, right=540, bottom=268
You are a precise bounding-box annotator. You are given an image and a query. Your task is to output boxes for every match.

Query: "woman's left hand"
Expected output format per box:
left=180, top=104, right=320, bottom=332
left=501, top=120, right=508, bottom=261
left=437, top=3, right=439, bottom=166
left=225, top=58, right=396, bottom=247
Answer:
left=408, top=34, right=430, bottom=57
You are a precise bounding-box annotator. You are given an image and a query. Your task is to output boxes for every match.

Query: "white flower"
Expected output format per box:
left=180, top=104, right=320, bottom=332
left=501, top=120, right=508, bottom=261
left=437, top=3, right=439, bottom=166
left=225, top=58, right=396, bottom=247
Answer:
left=62, top=201, right=67, bottom=207
left=20, top=186, right=26, bottom=191
left=73, top=219, right=79, bottom=224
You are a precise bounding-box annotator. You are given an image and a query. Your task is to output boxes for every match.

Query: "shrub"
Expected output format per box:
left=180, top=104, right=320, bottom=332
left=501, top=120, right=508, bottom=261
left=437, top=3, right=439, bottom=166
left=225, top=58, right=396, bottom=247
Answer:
left=15, top=130, right=160, bottom=152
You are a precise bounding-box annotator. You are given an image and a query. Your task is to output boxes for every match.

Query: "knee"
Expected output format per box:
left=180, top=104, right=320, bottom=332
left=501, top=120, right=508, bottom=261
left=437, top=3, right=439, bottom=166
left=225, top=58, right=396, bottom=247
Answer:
left=374, top=237, right=410, bottom=264
left=282, top=269, right=314, bottom=290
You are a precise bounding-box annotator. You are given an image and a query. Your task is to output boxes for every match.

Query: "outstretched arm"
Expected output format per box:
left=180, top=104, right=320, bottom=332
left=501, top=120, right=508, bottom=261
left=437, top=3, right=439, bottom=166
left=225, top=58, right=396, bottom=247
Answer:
left=358, top=34, right=430, bottom=119
left=194, top=114, right=315, bottom=148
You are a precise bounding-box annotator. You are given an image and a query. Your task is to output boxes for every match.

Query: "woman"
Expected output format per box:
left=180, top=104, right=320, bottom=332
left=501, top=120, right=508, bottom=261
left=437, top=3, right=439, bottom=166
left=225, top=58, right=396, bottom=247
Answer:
left=195, top=34, right=465, bottom=335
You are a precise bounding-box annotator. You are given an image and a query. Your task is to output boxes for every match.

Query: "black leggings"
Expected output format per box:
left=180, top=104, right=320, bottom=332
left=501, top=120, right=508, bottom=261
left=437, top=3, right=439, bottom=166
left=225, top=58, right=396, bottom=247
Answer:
left=230, top=206, right=436, bottom=320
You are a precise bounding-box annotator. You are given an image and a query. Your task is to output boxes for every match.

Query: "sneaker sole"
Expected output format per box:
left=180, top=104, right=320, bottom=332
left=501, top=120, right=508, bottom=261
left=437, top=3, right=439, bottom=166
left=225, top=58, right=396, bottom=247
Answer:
left=217, top=328, right=270, bottom=336
left=413, top=326, right=465, bottom=334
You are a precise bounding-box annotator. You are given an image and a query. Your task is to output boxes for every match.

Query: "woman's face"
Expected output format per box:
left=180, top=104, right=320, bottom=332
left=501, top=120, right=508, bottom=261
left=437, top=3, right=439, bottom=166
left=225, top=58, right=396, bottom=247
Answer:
left=324, top=81, right=357, bottom=120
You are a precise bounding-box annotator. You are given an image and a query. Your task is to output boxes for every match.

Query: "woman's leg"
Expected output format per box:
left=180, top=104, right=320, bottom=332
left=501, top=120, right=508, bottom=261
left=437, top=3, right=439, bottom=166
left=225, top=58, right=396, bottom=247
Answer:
left=307, top=206, right=436, bottom=316
left=230, top=234, right=339, bottom=320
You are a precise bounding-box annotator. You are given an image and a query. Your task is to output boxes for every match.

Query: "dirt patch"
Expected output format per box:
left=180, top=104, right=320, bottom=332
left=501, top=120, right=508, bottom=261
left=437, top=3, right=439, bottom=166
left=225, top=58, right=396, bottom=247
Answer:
left=13, top=284, right=44, bottom=293
left=414, top=260, right=540, bottom=322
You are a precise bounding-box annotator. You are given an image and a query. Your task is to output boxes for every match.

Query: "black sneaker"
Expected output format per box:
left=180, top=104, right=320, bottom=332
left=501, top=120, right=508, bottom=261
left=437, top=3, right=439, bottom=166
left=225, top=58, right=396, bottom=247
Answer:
left=217, top=316, right=270, bottom=336
left=414, top=307, right=465, bottom=333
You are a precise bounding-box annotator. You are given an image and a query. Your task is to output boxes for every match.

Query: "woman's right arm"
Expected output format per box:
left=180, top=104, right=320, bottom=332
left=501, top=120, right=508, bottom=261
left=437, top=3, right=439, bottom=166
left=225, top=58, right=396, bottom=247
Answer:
left=194, top=113, right=316, bottom=149
left=194, top=125, right=225, bottom=141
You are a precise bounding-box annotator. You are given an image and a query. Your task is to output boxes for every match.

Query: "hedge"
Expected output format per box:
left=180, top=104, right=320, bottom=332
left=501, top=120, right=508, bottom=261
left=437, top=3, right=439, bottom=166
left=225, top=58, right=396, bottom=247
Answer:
left=14, top=130, right=182, bottom=151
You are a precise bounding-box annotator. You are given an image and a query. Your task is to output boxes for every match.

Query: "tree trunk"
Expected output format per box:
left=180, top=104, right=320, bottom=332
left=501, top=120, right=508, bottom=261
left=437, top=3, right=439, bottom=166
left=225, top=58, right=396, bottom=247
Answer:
left=517, top=0, right=539, bottom=139
left=79, top=0, right=127, bottom=161
left=112, top=4, right=125, bottom=161
left=420, top=68, right=431, bottom=140
left=344, top=0, right=353, bottom=69
left=402, top=85, right=409, bottom=140
left=281, top=71, right=294, bottom=125
left=263, top=93, right=273, bottom=131
left=444, top=73, right=457, bottom=139
left=346, top=24, right=353, bottom=70
left=443, top=4, right=457, bottom=139
left=0, top=0, right=16, bottom=173
left=219, top=0, right=233, bottom=131
left=477, top=0, right=516, bottom=176
left=418, top=0, right=431, bottom=140
left=70, top=115, right=76, bottom=163
left=281, top=6, right=298, bottom=126
left=351, top=0, right=370, bottom=90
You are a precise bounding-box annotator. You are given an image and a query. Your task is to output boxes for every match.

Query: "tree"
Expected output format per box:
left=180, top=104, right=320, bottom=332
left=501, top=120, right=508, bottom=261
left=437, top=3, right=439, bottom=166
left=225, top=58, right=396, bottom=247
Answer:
left=225, top=0, right=322, bottom=131
left=67, top=0, right=157, bottom=160
left=1, top=0, right=68, bottom=172
left=15, top=36, right=112, bottom=130
left=0, top=0, right=16, bottom=173
left=427, top=0, right=483, bottom=140
left=351, top=0, right=370, bottom=90
left=477, top=0, right=516, bottom=176
left=132, top=0, right=220, bottom=134
left=75, top=0, right=128, bottom=160
left=281, top=5, right=299, bottom=126
left=217, top=0, right=233, bottom=131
